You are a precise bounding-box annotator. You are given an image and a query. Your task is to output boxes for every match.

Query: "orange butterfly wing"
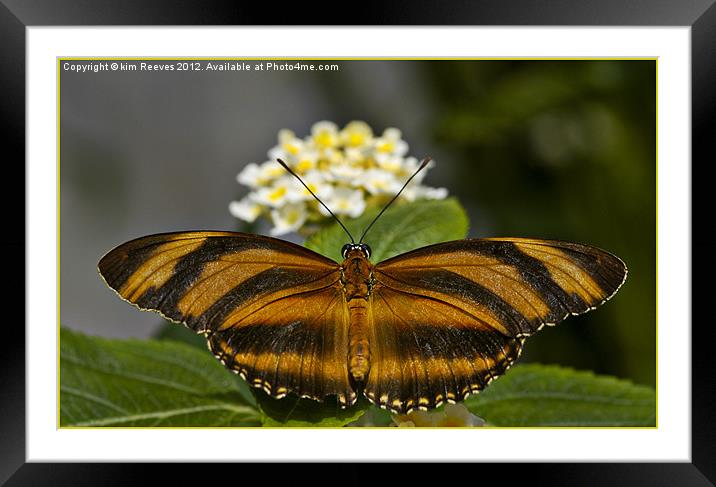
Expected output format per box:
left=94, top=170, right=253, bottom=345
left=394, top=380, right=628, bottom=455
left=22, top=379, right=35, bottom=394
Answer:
left=367, top=237, right=627, bottom=413
left=98, top=231, right=356, bottom=406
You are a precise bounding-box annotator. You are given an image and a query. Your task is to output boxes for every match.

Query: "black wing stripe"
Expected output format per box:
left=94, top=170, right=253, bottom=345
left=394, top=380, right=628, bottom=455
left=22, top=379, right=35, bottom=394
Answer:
left=379, top=268, right=535, bottom=336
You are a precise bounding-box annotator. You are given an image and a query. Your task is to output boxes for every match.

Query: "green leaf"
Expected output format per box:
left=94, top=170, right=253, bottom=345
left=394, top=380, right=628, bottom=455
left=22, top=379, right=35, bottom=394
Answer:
left=305, top=197, right=469, bottom=263
left=60, top=327, right=261, bottom=427
left=153, top=321, right=257, bottom=403
left=347, top=405, right=394, bottom=427
left=255, top=390, right=370, bottom=427
left=154, top=320, right=208, bottom=350
left=464, top=364, right=656, bottom=427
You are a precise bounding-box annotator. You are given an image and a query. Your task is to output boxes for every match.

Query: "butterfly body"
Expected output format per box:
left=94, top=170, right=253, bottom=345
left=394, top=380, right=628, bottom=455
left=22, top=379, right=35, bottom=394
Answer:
left=341, top=246, right=375, bottom=384
left=99, top=231, right=626, bottom=414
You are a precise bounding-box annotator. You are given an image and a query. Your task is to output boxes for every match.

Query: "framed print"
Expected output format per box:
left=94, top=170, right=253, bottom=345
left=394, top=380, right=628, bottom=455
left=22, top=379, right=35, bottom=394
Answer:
left=5, top=0, right=714, bottom=483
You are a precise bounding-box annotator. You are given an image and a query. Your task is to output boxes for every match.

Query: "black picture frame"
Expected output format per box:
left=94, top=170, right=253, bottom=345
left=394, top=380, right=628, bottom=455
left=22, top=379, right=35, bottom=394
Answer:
left=3, top=0, right=712, bottom=484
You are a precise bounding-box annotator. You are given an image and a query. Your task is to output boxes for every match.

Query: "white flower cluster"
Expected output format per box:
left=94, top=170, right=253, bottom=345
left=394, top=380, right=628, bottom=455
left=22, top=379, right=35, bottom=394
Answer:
left=229, top=120, right=447, bottom=236
left=392, top=403, right=485, bottom=427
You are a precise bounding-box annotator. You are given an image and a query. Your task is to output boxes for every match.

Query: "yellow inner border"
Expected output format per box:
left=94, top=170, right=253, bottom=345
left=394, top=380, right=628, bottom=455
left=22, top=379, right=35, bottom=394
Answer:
left=56, top=57, right=659, bottom=430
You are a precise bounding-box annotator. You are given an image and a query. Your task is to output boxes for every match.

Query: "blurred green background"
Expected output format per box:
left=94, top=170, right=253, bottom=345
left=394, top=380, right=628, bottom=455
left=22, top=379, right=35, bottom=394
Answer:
left=61, top=60, right=655, bottom=387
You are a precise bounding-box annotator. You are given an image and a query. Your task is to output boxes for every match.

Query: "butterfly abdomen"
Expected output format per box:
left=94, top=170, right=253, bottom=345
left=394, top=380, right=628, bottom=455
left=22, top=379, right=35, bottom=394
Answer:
left=347, top=301, right=371, bottom=383
left=342, top=250, right=374, bottom=383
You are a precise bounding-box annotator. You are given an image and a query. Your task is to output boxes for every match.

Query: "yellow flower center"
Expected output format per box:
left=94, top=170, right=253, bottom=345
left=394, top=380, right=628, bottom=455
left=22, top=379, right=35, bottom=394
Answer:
left=268, top=186, right=287, bottom=202
left=314, top=131, right=335, bottom=148
left=284, top=143, right=301, bottom=155
left=302, top=183, right=318, bottom=195
left=296, top=159, right=315, bottom=172
left=266, top=167, right=284, bottom=178
left=286, top=209, right=301, bottom=224
left=347, top=133, right=366, bottom=147
left=377, top=141, right=395, bottom=153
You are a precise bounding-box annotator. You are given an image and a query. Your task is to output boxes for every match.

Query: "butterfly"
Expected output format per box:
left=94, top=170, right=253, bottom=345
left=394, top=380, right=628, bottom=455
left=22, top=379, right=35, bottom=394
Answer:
left=98, top=158, right=627, bottom=414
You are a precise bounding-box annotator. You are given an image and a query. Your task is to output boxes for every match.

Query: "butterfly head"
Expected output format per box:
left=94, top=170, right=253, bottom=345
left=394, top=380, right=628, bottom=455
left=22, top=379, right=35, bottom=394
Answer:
left=342, top=243, right=371, bottom=259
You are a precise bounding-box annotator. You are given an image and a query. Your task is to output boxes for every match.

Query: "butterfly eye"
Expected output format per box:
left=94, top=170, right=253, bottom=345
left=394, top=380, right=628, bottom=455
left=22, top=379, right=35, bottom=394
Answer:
left=341, top=244, right=352, bottom=259
left=361, top=244, right=371, bottom=258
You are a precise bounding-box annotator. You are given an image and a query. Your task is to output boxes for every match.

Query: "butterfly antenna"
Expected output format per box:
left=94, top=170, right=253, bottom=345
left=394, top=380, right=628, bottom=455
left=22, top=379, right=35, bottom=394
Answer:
left=359, top=156, right=432, bottom=244
left=276, top=158, right=355, bottom=243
